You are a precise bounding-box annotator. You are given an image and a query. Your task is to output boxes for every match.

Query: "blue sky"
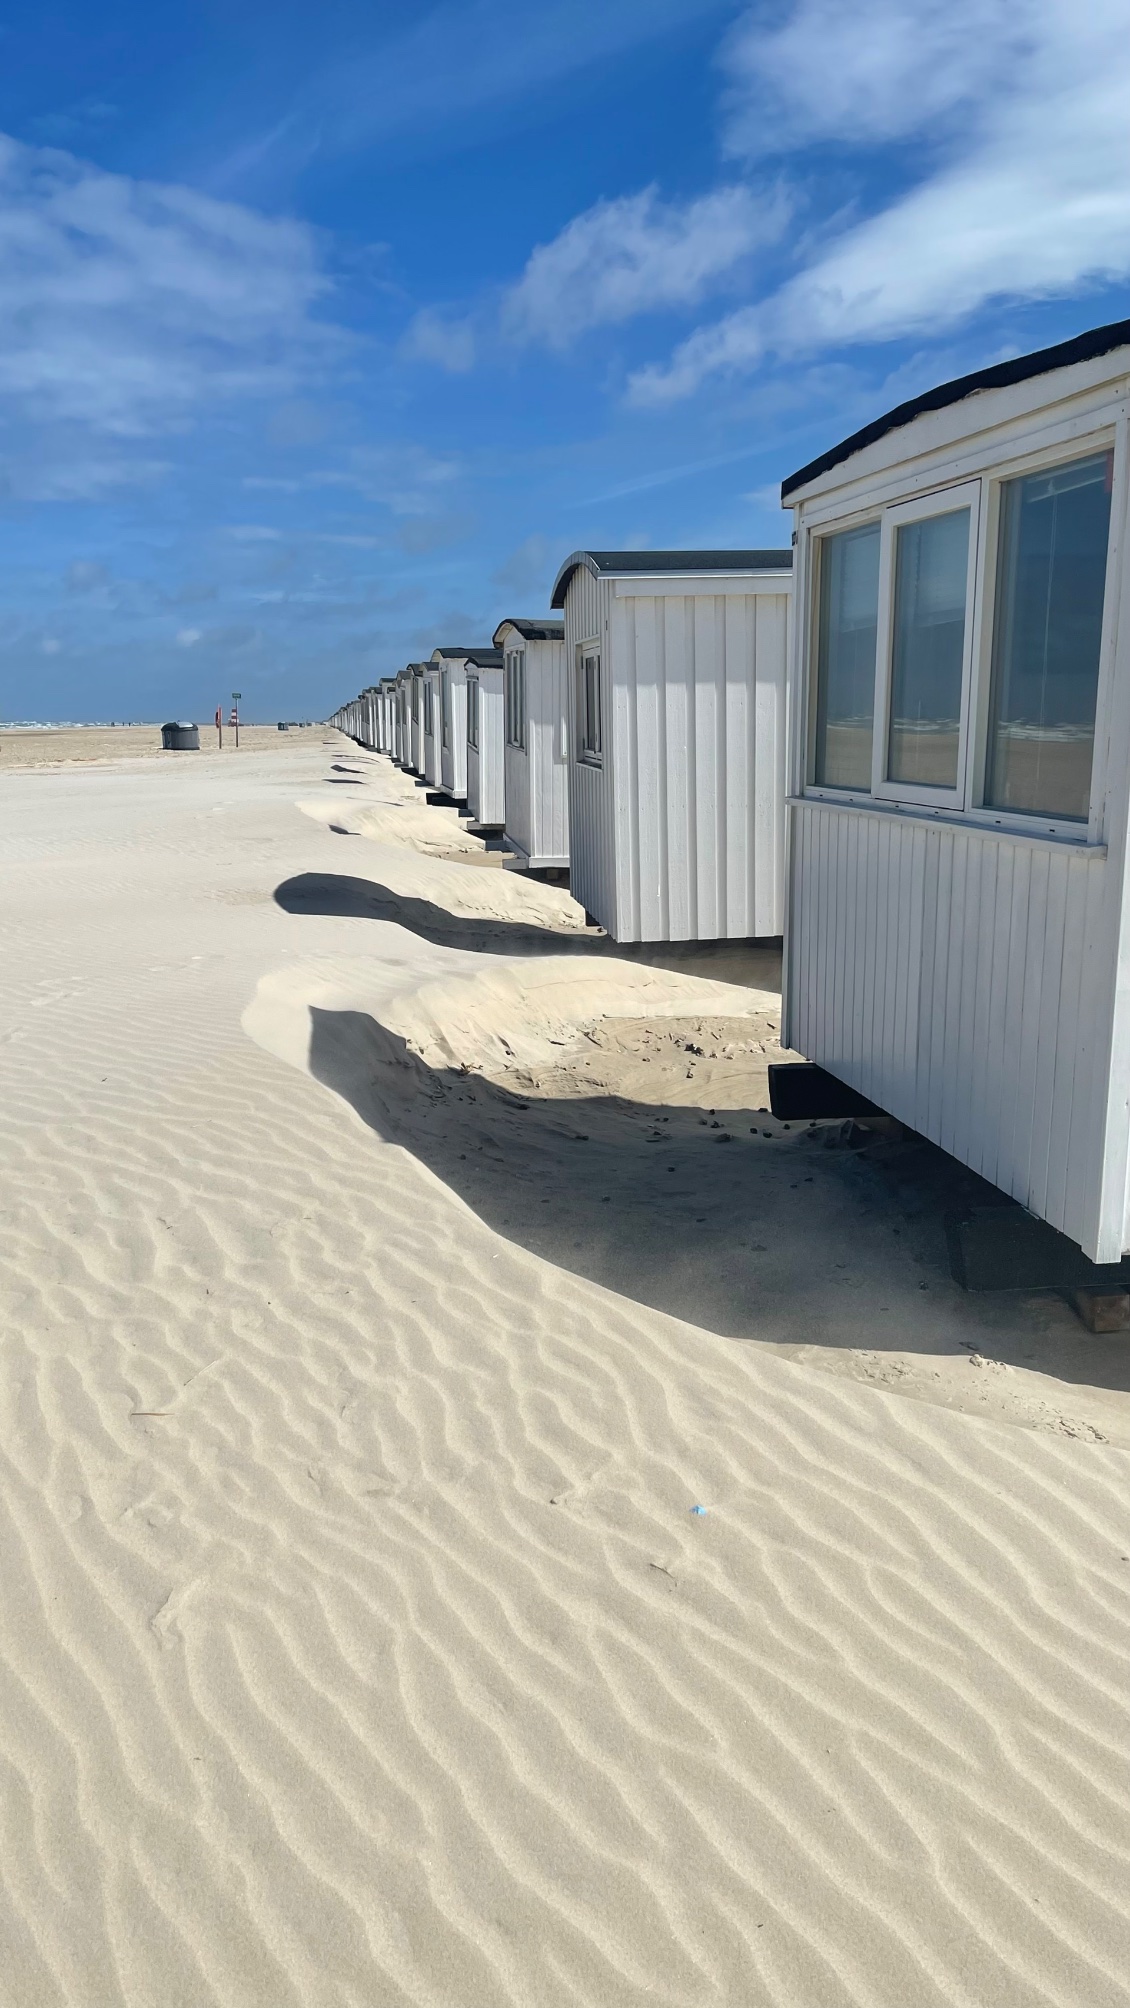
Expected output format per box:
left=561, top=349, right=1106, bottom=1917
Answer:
left=2, top=0, right=1129, bottom=721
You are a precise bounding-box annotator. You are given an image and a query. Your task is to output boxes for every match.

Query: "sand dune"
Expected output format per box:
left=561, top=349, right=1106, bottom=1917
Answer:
left=0, top=733, right=1128, bottom=2005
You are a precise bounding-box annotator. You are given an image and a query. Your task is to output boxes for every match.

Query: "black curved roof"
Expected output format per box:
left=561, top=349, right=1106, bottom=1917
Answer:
left=491, top=617, right=565, bottom=645
left=550, top=548, right=792, bottom=609
left=781, top=316, right=1130, bottom=502
left=430, top=645, right=503, bottom=668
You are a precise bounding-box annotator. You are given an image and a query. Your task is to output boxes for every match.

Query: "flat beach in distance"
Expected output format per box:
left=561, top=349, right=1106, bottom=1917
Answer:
left=1, top=729, right=1129, bottom=2006
left=0, top=723, right=323, bottom=769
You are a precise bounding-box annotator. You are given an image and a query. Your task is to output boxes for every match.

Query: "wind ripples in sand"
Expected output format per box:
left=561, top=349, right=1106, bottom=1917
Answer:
left=0, top=745, right=1128, bottom=2005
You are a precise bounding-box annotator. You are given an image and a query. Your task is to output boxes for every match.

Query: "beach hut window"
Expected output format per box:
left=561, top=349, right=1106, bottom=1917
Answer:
left=506, top=649, right=526, bottom=749
left=577, top=646, right=602, bottom=764
left=424, top=681, right=434, bottom=734
left=985, top=449, right=1113, bottom=821
left=813, top=522, right=879, bottom=790
left=441, top=671, right=451, bottom=747
left=878, top=491, right=977, bottom=801
left=467, top=675, right=479, bottom=749
left=411, top=677, right=419, bottom=721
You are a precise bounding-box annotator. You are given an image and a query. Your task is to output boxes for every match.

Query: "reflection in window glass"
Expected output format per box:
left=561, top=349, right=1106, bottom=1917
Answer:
left=987, top=451, right=1113, bottom=819
left=467, top=676, right=479, bottom=749
left=888, top=509, right=970, bottom=788
left=814, top=523, right=880, bottom=789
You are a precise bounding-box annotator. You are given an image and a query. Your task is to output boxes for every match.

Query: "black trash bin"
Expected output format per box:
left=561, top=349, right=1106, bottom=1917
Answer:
left=161, top=721, right=200, bottom=751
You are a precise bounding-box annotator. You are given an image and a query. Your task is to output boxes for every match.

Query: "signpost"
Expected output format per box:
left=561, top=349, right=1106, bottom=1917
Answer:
left=231, top=692, right=241, bottom=749
left=215, top=704, right=223, bottom=750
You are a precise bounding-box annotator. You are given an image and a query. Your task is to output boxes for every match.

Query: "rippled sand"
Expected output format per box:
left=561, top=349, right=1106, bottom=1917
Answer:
left=1, top=734, right=1128, bottom=2005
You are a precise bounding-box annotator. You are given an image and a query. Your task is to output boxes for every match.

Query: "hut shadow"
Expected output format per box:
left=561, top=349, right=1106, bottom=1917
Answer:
left=276, top=872, right=594, bottom=955
left=275, top=871, right=777, bottom=987
left=306, top=1006, right=1130, bottom=1396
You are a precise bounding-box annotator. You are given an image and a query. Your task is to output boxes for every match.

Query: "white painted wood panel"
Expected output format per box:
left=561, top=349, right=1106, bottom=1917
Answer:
left=786, top=801, right=1118, bottom=1253
left=466, top=667, right=505, bottom=825
left=569, top=576, right=789, bottom=942
left=500, top=632, right=569, bottom=868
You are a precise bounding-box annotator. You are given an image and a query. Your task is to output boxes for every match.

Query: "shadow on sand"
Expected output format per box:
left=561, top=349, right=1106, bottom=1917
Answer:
left=306, top=1005, right=1130, bottom=1395
left=275, top=870, right=781, bottom=985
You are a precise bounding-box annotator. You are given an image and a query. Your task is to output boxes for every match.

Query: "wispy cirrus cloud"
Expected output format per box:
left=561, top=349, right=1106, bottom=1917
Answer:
left=0, top=131, right=339, bottom=438
left=502, top=183, right=789, bottom=348
left=631, top=0, right=1130, bottom=403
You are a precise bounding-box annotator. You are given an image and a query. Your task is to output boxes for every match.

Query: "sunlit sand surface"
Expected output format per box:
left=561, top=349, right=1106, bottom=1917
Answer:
left=1, top=732, right=1128, bottom=2005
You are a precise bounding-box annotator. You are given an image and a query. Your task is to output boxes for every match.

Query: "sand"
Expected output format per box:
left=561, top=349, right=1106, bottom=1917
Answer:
left=1, top=731, right=1128, bottom=2005
left=0, top=724, right=324, bottom=770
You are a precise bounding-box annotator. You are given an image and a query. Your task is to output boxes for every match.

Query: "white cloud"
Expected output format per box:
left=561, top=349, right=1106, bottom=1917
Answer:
left=40, top=636, right=61, bottom=655
left=633, top=0, right=1130, bottom=402
left=400, top=308, right=476, bottom=372
left=176, top=628, right=203, bottom=647
left=721, top=0, right=1024, bottom=154
left=503, top=183, right=789, bottom=347
left=0, top=132, right=336, bottom=437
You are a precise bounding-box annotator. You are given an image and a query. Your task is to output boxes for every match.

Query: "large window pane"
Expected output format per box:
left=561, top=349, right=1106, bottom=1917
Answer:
left=986, top=450, right=1113, bottom=819
left=887, top=508, right=970, bottom=788
left=814, top=523, right=879, bottom=789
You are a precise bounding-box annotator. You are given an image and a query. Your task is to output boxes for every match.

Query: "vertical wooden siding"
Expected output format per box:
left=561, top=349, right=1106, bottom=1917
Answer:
left=530, top=638, right=569, bottom=867
left=613, top=588, right=788, bottom=943
left=468, top=670, right=505, bottom=824
left=786, top=801, right=1117, bottom=1254
left=439, top=670, right=468, bottom=799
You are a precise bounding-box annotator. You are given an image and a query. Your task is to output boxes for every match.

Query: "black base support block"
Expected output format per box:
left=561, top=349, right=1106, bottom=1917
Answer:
left=767, top=1063, right=882, bottom=1121
left=946, top=1206, right=1130, bottom=1292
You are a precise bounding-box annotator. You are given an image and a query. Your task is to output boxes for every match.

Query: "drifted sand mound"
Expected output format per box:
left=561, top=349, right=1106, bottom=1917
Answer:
left=245, top=950, right=1130, bottom=1446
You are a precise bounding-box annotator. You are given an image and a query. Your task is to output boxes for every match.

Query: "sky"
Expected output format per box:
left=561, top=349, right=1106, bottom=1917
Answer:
left=2, top=0, right=1130, bottom=722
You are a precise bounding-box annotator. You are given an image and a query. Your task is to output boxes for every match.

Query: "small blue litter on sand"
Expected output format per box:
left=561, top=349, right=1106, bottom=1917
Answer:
left=690, top=1505, right=707, bottom=1516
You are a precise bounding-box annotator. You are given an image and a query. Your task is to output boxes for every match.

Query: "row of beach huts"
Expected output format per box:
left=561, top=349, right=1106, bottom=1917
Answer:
left=332, top=321, right=1130, bottom=1279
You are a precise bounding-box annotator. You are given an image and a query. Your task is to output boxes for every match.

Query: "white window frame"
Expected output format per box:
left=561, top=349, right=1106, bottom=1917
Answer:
left=441, top=670, right=450, bottom=747
left=505, top=648, right=526, bottom=751
left=467, top=674, right=479, bottom=750
left=871, top=480, right=981, bottom=810
left=801, top=419, right=1126, bottom=842
left=575, top=641, right=602, bottom=766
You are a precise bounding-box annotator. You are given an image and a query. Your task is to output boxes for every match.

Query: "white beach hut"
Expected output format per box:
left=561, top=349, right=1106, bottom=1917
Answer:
left=395, top=669, right=411, bottom=764
left=493, top=617, right=569, bottom=873
left=464, top=648, right=505, bottom=829
left=428, top=646, right=488, bottom=803
left=781, top=318, right=1130, bottom=1265
left=407, top=663, right=427, bottom=774
left=421, top=663, right=442, bottom=785
left=550, top=550, right=792, bottom=940
left=376, top=678, right=394, bottom=753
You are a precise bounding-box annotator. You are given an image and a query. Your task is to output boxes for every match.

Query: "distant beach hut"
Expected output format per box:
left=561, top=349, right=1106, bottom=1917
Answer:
left=161, top=721, right=200, bottom=751
left=407, top=663, right=428, bottom=773
left=379, top=677, right=397, bottom=753
left=780, top=317, right=1130, bottom=1264
left=464, top=648, right=505, bottom=829
left=493, top=617, right=568, bottom=873
left=393, top=669, right=410, bottom=763
left=426, top=646, right=497, bottom=804
left=421, top=664, right=443, bottom=784
left=549, top=550, right=792, bottom=939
